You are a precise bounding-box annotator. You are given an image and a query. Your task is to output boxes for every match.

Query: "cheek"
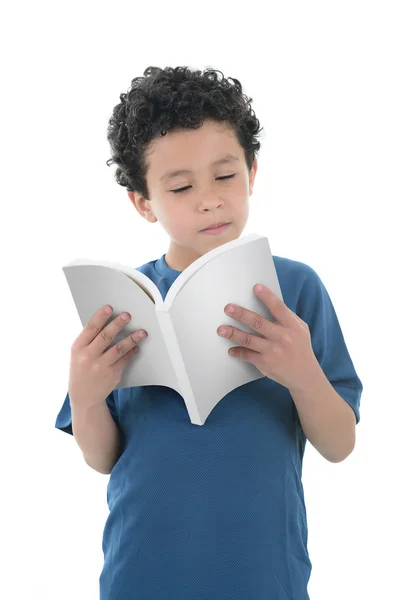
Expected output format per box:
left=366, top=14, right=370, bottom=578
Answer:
left=162, top=207, right=194, bottom=235
left=232, top=195, right=249, bottom=216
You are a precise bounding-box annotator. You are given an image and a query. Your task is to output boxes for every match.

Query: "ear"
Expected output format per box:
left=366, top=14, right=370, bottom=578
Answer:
left=249, top=158, right=258, bottom=194
left=127, top=191, right=158, bottom=223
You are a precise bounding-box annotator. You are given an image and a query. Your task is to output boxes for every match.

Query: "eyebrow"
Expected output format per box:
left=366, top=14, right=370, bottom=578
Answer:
left=159, top=154, right=240, bottom=183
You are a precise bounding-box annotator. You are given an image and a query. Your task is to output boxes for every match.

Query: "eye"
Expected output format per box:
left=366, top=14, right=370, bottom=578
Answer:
left=171, top=174, right=236, bottom=194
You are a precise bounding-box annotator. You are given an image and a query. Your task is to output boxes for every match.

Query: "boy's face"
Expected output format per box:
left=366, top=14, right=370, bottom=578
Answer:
left=128, top=118, right=257, bottom=271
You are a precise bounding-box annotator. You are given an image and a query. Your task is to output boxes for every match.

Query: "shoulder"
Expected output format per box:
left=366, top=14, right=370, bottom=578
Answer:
left=271, top=254, right=331, bottom=330
left=272, top=254, right=322, bottom=293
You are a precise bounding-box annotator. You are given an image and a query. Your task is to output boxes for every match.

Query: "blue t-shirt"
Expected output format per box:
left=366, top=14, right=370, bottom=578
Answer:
left=55, top=253, right=362, bottom=600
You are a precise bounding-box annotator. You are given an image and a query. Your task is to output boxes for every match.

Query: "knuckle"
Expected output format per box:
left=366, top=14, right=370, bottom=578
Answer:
left=86, top=321, right=101, bottom=335
left=236, top=307, right=244, bottom=320
left=282, top=333, right=293, bottom=345
left=251, top=315, right=264, bottom=330
left=75, top=351, right=89, bottom=364
left=243, top=333, right=252, bottom=347
left=130, top=333, right=141, bottom=347
left=276, top=300, right=285, bottom=311
left=100, top=329, right=113, bottom=344
left=115, top=341, right=126, bottom=356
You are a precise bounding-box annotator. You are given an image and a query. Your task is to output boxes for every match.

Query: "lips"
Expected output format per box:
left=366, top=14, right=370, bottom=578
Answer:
left=201, top=222, right=230, bottom=231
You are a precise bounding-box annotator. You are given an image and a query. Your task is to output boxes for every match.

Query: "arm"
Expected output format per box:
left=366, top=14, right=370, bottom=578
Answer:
left=71, top=399, right=122, bottom=474
left=289, top=365, right=356, bottom=463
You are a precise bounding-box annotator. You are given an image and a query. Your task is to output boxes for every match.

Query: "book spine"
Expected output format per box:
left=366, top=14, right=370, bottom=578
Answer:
left=156, top=310, right=202, bottom=425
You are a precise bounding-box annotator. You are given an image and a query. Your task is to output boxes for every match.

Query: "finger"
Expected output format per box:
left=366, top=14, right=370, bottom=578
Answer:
left=219, top=326, right=265, bottom=352
left=72, top=305, right=117, bottom=351
left=74, top=305, right=145, bottom=357
left=93, top=309, right=137, bottom=355
left=100, top=324, right=148, bottom=367
left=225, top=305, right=277, bottom=339
left=108, top=328, right=148, bottom=364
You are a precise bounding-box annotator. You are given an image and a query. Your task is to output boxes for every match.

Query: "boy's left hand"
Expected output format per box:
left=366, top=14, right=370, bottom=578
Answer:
left=217, top=283, right=323, bottom=392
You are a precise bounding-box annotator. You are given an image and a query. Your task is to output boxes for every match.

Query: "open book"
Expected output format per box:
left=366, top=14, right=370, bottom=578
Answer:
left=62, top=233, right=283, bottom=426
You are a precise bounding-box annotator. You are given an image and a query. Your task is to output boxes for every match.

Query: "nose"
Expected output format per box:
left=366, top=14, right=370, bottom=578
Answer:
left=199, top=194, right=224, bottom=210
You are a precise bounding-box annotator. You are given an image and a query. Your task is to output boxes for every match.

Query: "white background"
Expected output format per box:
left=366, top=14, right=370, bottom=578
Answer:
left=2, top=1, right=399, bottom=598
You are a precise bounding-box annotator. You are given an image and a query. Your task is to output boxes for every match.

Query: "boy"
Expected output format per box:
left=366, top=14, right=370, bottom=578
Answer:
left=55, top=65, right=363, bottom=600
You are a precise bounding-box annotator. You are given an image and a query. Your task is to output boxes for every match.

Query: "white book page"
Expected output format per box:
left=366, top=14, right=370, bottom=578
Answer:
left=62, top=263, right=180, bottom=393
left=165, top=236, right=283, bottom=423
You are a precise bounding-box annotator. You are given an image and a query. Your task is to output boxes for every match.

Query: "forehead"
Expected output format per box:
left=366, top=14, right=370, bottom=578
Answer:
left=146, top=120, right=242, bottom=180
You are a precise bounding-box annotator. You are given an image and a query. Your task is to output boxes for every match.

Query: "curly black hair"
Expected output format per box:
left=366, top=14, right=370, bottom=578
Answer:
left=105, top=66, right=264, bottom=200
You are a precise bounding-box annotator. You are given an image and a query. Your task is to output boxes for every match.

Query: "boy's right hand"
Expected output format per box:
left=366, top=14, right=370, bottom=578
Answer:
left=68, top=305, right=148, bottom=411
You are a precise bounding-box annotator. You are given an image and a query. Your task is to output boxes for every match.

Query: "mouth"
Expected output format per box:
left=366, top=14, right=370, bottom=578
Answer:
left=200, top=222, right=231, bottom=234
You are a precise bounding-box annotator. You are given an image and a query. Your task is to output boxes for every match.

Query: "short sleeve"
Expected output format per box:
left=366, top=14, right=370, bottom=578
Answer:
left=55, top=390, right=119, bottom=435
left=296, top=266, right=363, bottom=425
